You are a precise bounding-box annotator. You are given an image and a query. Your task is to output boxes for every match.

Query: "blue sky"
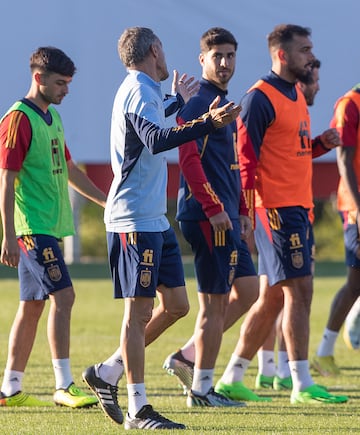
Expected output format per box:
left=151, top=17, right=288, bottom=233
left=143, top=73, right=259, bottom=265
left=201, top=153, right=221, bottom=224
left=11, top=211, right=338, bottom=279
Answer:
left=1, top=0, right=358, bottom=162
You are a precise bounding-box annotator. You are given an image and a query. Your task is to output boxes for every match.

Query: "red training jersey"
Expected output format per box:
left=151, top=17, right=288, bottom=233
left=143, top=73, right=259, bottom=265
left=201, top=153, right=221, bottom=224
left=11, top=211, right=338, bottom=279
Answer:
left=331, top=88, right=360, bottom=212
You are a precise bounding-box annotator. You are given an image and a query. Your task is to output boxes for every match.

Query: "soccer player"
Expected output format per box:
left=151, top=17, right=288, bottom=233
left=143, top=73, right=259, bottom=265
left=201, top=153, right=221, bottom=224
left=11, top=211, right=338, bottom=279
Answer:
left=312, top=83, right=360, bottom=375
left=0, top=47, right=105, bottom=407
left=163, top=27, right=259, bottom=407
left=255, top=59, right=321, bottom=392
left=164, top=27, right=258, bottom=406
left=343, top=297, right=360, bottom=350
left=82, top=27, right=241, bottom=430
left=214, top=24, right=347, bottom=405
left=298, top=59, right=321, bottom=106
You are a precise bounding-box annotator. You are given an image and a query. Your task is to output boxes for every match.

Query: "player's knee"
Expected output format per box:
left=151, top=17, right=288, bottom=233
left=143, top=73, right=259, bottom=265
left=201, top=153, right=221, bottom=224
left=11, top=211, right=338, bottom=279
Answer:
left=51, top=286, right=75, bottom=311
left=167, top=300, right=190, bottom=320
left=179, top=300, right=190, bottom=317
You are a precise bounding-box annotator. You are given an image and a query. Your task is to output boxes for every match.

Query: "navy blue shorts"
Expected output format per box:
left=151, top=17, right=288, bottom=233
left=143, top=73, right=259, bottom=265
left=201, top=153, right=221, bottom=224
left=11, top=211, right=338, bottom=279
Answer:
left=257, top=221, right=315, bottom=276
left=107, top=228, right=185, bottom=298
left=180, top=219, right=256, bottom=294
left=339, top=211, right=360, bottom=267
left=255, top=207, right=312, bottom=286
left=17, top=235, right=72, bottom=301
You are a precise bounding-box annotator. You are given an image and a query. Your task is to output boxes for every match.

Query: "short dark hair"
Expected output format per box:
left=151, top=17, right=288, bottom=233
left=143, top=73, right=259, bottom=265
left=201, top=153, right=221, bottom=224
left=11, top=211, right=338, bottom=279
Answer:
left=30, top=46, right=76, bottom=77
left=118, top=27, right=158, bottom=67
left=267, top=24, right=311, bottom=50
left=200, top=27, right=238, bottom=52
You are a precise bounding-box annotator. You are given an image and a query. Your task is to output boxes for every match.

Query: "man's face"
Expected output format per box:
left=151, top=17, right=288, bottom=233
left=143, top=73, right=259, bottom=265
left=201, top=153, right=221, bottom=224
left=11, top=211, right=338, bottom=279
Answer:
left=199, top=44, right=236, bottom=90
left=285, top=35, right=314, bottom=83
left=38, top=72, right=72, bottom=105
left=299, top=67, right=320, bottom=106
left=154, top=40, right=169, bottom=82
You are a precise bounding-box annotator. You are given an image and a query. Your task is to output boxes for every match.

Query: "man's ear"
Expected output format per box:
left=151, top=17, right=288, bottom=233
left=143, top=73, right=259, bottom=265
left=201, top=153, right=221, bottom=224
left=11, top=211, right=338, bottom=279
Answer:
left=149, top=43, right=157, bottom=58
left=278, top=48, right=287, bottom=64
left=34, top=72, right=44, bottom=85
left=199, top=52, right=204, bottom=66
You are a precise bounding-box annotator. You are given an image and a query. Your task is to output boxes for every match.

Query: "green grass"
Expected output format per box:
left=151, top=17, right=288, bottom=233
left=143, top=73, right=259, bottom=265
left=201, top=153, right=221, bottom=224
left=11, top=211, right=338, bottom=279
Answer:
left=0, top=265, right=359, bottom=433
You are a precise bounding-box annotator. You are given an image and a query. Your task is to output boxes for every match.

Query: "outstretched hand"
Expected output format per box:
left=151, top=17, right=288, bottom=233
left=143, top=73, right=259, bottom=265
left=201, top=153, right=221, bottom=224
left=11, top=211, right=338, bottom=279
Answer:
left=172, top=70, right=200, bottom=104
left=208, top=96, right=241, bottom=128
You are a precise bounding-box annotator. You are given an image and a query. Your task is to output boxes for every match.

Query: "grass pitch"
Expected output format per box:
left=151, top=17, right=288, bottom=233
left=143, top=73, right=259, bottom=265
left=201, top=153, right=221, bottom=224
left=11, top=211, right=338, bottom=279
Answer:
left=0, top=263, right=359, bottom=434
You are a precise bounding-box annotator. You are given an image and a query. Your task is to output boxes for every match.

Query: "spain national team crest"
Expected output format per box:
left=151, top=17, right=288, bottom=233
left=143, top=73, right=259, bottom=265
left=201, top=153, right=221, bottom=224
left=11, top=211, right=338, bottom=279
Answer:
left=291, top=251, right=304, bottom=269
left=140, top=269, right=152, bottom=288
left=47, top=265, right=62, bottom=282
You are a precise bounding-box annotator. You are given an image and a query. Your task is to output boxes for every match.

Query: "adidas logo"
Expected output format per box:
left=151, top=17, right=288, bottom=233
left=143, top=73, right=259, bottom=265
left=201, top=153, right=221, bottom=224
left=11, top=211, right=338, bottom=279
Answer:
left=234, top=363, right=243, bottom=368
left=10, top=377, right=20, bottom=382
left=132, top=391, right=142, bottom=397
left=200, top=375, right=211, bottom=381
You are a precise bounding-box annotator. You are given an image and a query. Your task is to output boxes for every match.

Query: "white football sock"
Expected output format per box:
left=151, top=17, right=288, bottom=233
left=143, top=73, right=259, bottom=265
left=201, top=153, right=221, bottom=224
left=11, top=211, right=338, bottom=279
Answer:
left=97, top=348, right=124, bottom=385
left=257, top=350, right=276, bottom=377
left=277, top=351, right=291, bottom=378
left=288, top=360, right=313, bottom=393
left=317, top=328, right=339, bottom=357
left=220, top=353, right=250, bottom=384
left=52, top=358, right=73, bottom=390
left=127, top=383, right=147, bottom=418
left=192, top=368, right=214, bottom=396
left=1, top=369, right=24, bottom=396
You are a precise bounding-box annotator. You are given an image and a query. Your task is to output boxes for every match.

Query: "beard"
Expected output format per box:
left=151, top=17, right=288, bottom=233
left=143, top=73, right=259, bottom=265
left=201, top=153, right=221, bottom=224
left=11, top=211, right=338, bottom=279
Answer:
left=217, top=69, right=234, bottom=86
left=304, top=91, right=314, bottom=106
left=41, top=91, right=63, bottom=106
left=288, top=62, right=313, bottom=84
left=297, top=69, right=313, bottom=84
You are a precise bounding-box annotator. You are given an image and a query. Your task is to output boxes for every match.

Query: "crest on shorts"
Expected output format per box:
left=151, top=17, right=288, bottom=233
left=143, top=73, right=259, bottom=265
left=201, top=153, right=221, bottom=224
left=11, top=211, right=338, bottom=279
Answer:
left=140, top=269, right=151, bottom=288
left=47, top=265, right=62, bottom=282
left=291, top=251, right=304, bottom=269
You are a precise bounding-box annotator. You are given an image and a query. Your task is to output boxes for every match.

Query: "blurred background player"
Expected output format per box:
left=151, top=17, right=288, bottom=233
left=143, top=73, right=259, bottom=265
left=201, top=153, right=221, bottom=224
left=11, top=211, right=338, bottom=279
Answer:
left=312, top=83, right=360, bottom=376
left=343, top=297, right=360, bottom=350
